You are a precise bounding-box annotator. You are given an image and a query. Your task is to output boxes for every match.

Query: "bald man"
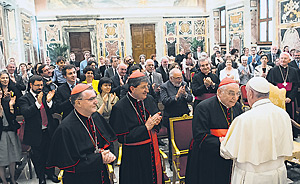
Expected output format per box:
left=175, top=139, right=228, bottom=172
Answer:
left=220, top=77, right=293, bottom=184
left=186, top=78, right=243, bottom=184
left=267, top=52, right=299, bottom=137
left=111, top=63, right=128, bottom=98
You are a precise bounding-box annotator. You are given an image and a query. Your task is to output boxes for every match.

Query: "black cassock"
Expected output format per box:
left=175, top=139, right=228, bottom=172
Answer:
left=267, top=65, right=299, bottom=117
left=185, top=96, right=243, bottom=184
left=47, top=110, right=117, bottom=184
left=110, top=94, right=164, bottom=184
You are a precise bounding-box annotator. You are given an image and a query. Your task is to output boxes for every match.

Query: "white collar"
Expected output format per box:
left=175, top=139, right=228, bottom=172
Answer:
left=217, top=95, right=230, bottom=109
left=252, top=98, right=271, bottom=108
left=128, top=92, right=142, bottom=102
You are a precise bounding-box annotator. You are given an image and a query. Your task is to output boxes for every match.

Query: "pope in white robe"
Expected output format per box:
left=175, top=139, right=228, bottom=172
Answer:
left=220, top=77, right=293, bottom=184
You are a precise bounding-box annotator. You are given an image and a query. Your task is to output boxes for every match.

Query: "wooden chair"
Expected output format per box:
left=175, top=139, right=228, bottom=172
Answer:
left=169, top=114, right=193, bottom=184
left=16, top=115, right=33, bottom=179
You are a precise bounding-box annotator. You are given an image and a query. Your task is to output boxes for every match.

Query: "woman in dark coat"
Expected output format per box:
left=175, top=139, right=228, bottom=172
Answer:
left=0, top=71, right=21, bottom=184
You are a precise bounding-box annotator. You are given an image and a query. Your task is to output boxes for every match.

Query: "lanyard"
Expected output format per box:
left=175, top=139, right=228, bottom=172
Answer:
left=74, top=110, right=101, bottom=153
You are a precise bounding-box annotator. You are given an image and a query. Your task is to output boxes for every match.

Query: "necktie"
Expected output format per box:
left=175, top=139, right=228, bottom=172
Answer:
left=149, top=73, right=153, bottom=84
left=40, top=103, right=48, bottom=127
left=10, top=74, right=16, bottom=83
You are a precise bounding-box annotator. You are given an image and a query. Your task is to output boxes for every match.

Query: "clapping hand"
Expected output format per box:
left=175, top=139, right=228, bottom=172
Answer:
left=103, top=93, right=109, bottom=103
left=145, top=112, right=162, bottom=130
left=110, top=93, right=116, bottom=103
left=46, top=90, right=55, bottom=103
left=9, top=96, right=16, bottom=107
left=37, top=92, right=43, bottom=105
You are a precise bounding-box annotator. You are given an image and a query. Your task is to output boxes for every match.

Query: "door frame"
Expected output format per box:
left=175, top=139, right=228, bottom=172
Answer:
left=124, top=17, right=163, bottom=61
left=62, top=25, right=97, bottom=59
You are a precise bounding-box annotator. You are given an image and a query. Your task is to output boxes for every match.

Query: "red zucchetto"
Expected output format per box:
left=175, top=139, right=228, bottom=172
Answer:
left=219, top=78, right=237, bottom=87
left=71, top=83, right=90, bottom=95
left=129, top=71, right=145, bottom=79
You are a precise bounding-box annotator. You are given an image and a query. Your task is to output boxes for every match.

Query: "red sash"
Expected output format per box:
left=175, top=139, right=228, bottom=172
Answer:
left=149, top=130, right=162, bottom=184
left=277, top=82, right=292, bottom=91
left=210, top=129, right=228, bottom=137
left=123, top=131, right=162, bottom=184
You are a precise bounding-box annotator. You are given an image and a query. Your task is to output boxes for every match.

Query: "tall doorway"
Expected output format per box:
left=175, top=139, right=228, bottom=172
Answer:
left=130, top=24, right=156, bottom=63
left=69, top=32, right=91, bottom=61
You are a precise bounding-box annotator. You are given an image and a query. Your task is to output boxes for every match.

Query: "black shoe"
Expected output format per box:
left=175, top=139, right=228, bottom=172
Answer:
left=46, top=174, right=59, bottom=183
left=39, top=178, right=46, bottom=184
left=158, top=139, right=166, bottom=146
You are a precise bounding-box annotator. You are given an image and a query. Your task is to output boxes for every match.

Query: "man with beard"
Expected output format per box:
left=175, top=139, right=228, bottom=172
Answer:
left=185, top=78, right=243, bottom=184
left=192, top=58, right=220, bottom=108
left=18, top=75, right=58, bottom=184
left=47, top=84, right=116, bottom=184
left=160, top=68, right=193, bottom=167
left=110, top=71, right=164, bottom=184
left=38, top=64, right=57, bottom=92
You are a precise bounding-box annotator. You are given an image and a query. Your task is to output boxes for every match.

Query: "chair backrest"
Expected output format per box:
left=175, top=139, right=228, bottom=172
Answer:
left=170, top=114, right=193, bottom=151
left=240, top=85, right=247, bottom=101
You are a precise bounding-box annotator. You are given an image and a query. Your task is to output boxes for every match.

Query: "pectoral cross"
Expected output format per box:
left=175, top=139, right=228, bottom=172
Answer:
left=283, top=82, right=287, bottom=87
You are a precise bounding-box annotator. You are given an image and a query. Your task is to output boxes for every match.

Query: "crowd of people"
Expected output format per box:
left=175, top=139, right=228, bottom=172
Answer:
left=0, top=44, right=298, bottom=184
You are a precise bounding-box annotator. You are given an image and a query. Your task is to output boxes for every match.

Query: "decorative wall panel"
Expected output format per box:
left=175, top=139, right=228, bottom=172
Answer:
left=97, top=20, right=125, bottom=59
left=163, top=17, right=208, bottom=57
left=280, top=0, right=300, bottom=24
left=227, top=8, right=244, bottom=54
left=280, top=27, right=300, bottom=50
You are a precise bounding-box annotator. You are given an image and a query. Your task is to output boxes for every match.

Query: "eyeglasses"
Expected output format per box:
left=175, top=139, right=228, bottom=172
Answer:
left=78, top=96, right=97, bottom=101
left=226, top=91, right=241, bottom=97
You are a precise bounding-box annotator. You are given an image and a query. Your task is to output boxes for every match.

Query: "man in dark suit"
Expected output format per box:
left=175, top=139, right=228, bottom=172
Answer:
left=175, top=48, right=185, bottom=66
left=193, top=46, right=202, bottom=61
left=38, top=64, right=57, bottom=93
left=210, top=46, right=220, bottom=65
left=156, top=56, right=169, bottom=83
left=19, top=75, right=59, bottom=184
left=267, top=45, right=280, bottom=67
left=111, top=63, right=128, bottom=98
left=6, top=62, right=26, bottom=96
left=289, top=50, right=300, bottom=108
left=144, top=59, right=163, bottom=102
left=104, top=56, right=119, bottom=78
left=54, top=65, right=77, bottom=119
left=289, top=50, right=300, bottom=70
left=160, top=68, right=193, bottom=166
left=100, top=57, right=112, bottom=77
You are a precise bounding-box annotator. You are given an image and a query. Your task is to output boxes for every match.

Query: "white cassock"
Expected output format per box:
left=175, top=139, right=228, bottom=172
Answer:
left=220, top=98, right=293, bottom=184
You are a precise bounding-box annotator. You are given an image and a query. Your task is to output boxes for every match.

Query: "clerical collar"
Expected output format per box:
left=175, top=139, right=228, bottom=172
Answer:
left=75, top=109, right=91, bottom=119
left=217, top=95, right=230, bottom=109
left=279, top=65, right=288, bottom=69
left=252, top=98, right=271, bottom=108
left=128, top=92, right=142, bottom=102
